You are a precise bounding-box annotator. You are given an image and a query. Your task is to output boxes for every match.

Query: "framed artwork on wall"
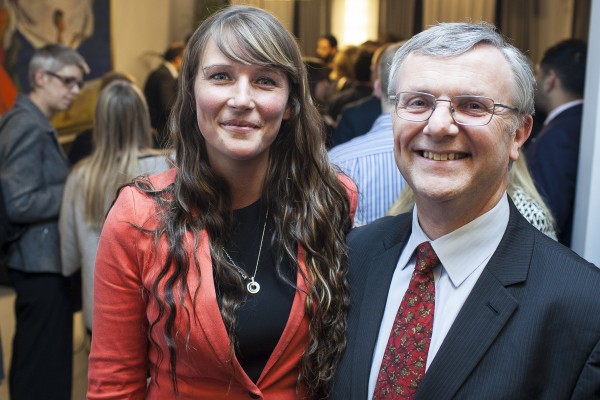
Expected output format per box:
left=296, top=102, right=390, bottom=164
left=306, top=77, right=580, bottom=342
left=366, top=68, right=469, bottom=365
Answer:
left=0, top=0, right=111, bottom=136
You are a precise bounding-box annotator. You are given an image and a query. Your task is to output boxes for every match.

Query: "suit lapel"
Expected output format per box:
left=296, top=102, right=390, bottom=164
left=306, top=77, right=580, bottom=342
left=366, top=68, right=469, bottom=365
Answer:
left=416, top=201, right=534, bottom=399
left=351, top=215, right=412, bottom=396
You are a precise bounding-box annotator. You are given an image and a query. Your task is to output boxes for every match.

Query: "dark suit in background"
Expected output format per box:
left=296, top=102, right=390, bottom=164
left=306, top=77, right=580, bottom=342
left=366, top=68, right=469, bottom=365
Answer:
left=330, top=95, right=381, bottom=148
left=526, top=39, right=586, bottom=248
left=144, top=64, right=177, bottom=147
left=527, top=103, right=583, bottom=248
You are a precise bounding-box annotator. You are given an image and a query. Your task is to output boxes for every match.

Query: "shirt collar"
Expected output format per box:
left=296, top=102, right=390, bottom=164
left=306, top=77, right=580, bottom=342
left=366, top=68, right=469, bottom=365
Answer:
left=544, top=99, right=583, bottom=125
left=18, top=94, right=55, bottom=133
left=399, top=194, right=510, bottom=287
left=163, top=61, right=178, bottom=79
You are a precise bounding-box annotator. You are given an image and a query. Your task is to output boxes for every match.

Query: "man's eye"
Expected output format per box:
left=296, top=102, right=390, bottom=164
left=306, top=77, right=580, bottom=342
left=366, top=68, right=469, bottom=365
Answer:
left=457, top=99, right=491, bottom=114
left=405, top=98, right=430, bottom=108
left=464, top=102, right=484, bottom=110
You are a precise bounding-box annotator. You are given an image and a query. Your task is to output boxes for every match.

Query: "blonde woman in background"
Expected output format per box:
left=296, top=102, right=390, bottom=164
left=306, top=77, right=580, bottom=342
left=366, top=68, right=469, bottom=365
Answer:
left=388, top=150, right=557, bottom=240
left=59, top=80, right=171, bottom=335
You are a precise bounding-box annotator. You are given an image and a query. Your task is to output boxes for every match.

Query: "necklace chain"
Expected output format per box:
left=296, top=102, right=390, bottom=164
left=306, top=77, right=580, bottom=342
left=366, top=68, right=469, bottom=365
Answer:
left=223, top=208, right=269, bottom=294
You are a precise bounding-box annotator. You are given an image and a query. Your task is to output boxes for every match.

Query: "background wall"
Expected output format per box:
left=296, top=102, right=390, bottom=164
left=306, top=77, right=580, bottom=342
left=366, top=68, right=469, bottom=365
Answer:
left=111, top=0, right=192, bottom=88
left=109, top=0, right=588, bottom=91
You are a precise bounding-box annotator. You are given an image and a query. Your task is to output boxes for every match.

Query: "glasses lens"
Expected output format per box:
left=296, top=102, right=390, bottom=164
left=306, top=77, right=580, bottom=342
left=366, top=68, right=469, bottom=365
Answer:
left=451, top=96, right=494, bottom=125
left=48, top=71, right=83, bottom=90
left=396, top=92, right=435, bottom=122
left=62, top=76, right=84, bottom=90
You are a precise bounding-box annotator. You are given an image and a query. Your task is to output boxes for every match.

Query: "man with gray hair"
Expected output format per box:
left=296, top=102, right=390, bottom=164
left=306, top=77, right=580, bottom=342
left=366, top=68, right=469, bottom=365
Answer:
left=0, top=44, right=88, bottom=400
left=332, top=22, right=600, bottom=399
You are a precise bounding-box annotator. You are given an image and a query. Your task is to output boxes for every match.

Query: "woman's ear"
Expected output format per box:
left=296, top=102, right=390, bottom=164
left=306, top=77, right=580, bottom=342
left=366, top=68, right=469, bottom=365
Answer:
left=284, top=97, right=300, bottom=120
left=283, top=106, right=291, bottom=120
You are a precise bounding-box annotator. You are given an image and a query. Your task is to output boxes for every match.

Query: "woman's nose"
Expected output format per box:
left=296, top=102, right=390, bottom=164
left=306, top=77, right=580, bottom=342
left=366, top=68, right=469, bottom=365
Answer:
left=227, top=79, right=254, bottom=110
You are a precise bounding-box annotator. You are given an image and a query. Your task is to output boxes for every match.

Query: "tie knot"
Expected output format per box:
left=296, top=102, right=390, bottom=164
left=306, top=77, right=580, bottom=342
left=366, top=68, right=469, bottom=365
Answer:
left=415, top=241, right=439, bottom=273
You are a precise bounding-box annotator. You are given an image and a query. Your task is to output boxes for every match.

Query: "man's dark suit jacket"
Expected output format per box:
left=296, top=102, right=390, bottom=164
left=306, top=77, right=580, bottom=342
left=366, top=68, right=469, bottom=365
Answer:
left=526, top=104, right=583, bottom=247
left=331, top=199, right=600, bottom=399
left=331, top=95, right=381, bottom=148
left=143, top=64, right=177, bottom=147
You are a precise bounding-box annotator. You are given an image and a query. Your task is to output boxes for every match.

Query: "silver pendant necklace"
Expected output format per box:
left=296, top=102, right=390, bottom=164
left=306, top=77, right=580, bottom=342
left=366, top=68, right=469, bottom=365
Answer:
left=223, top=208, right=269, bottom=294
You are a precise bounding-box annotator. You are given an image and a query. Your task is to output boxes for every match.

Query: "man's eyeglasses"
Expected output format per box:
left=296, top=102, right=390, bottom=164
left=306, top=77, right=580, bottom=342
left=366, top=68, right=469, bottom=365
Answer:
left=389, top=91, right=519, bottom=126
left=45, top=70, right=84, bottom=90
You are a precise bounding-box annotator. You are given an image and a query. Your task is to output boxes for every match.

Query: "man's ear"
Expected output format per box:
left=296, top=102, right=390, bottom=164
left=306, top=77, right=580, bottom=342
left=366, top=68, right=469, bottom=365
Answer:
left=373, top=78, right=382, bottom=100
left=542, top=69, right=557, bottom=93
left=509, top=114, right=533, bottom=162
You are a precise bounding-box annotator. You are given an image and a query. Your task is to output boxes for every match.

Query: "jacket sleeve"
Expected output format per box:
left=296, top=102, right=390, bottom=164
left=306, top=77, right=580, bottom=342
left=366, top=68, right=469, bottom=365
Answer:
left=571, top=337, right=600, bottom=399
left=59, top=171, right=81, bottom=277
left=87, top=186, right=149, bottom=400
left=1, top=117, right=65, bottom=223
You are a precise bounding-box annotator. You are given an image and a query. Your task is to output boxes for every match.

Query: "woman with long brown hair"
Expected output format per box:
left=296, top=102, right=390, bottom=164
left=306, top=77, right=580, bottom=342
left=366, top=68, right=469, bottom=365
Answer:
left=87, top=5, right=357, bottom=399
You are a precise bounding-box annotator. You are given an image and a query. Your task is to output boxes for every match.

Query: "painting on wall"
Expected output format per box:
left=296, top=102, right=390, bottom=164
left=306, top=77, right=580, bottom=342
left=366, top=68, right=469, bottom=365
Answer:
left=0, top=0, right=110, bottom=135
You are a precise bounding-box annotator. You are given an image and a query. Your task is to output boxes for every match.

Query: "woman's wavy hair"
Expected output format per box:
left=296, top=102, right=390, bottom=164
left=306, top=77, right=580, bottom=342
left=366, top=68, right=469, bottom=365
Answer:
left=137, top=5, right=352, bottom=398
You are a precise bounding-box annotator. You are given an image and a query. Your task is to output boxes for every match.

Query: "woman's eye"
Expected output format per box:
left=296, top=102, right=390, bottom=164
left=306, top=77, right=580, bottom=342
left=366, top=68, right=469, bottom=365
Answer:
left=256, top=76, right=276, bottom=86
left=210, top=72, right=229, bottom=81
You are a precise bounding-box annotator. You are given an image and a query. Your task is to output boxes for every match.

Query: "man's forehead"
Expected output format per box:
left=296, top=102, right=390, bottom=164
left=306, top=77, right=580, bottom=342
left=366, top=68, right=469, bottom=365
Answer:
left=55, top=64, right=84, bottom=77
left=396, top=46, right=512, bottom=90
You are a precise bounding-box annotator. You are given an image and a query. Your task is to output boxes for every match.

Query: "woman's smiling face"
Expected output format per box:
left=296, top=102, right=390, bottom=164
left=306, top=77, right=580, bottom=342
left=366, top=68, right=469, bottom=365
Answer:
left=194, top=37, right=291, bottom=173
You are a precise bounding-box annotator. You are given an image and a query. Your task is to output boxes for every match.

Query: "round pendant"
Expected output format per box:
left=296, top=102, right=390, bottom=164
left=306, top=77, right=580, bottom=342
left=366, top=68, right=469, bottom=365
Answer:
left=247, top=280, right=260, bottom=294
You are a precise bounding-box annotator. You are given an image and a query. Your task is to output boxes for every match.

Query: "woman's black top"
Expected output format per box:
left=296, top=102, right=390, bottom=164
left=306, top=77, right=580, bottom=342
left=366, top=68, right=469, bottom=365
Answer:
left=214, top=200, right=297, bottom=383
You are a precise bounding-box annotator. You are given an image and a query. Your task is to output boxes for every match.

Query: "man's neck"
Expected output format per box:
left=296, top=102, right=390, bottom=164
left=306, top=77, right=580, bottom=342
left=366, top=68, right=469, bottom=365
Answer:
left=547, top=92, right=582, bottom=113
left=415, top=190, right=505, bottom=240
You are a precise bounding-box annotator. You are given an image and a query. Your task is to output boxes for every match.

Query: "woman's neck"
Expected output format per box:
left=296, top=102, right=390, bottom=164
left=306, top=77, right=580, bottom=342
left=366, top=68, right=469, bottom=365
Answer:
left=222, top=162, right=268, bottom=209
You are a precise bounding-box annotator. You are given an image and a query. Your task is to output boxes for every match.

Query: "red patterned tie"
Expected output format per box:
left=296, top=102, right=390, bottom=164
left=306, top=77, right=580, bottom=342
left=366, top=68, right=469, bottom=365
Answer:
left=373, top=241, right=439, bottom=399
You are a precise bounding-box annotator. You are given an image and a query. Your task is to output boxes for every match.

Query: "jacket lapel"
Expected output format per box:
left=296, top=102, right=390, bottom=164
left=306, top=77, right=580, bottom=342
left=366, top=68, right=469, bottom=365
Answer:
left=194, top=234, right=311, bottom=389
left=257, top=247, right=309, bottom=383
left=195, top=231, right=235, bottom=363
left=351, top=215, right=412, bottom=396
left=416, top=200, right=534, bottom=399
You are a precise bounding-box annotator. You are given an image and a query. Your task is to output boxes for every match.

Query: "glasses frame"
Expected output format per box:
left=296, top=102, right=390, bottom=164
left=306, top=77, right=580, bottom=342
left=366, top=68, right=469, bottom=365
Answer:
left=45, top=70, right=84, bottom=90
left=389, top=91, right=519, bottom=126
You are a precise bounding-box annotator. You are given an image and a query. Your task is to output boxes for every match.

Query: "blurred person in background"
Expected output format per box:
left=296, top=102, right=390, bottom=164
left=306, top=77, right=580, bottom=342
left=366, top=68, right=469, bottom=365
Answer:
left=0, top=43, right=88, bottom=400
left=60, top=80, right=171, bottom=336
left=144, top=42, right=185, bottom=147
left=526, top=38, right=587, bottom=247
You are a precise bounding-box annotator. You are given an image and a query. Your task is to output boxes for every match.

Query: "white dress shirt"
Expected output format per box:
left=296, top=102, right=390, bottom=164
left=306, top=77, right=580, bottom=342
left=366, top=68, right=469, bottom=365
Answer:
left=164, top=60, right=179, bottom=79
left=367, top=194, right=510, bottom=399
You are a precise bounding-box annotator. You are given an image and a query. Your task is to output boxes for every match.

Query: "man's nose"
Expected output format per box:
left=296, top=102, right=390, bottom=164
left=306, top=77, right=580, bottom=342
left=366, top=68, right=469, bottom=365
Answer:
left=424, top=99, right=459, bottom=135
